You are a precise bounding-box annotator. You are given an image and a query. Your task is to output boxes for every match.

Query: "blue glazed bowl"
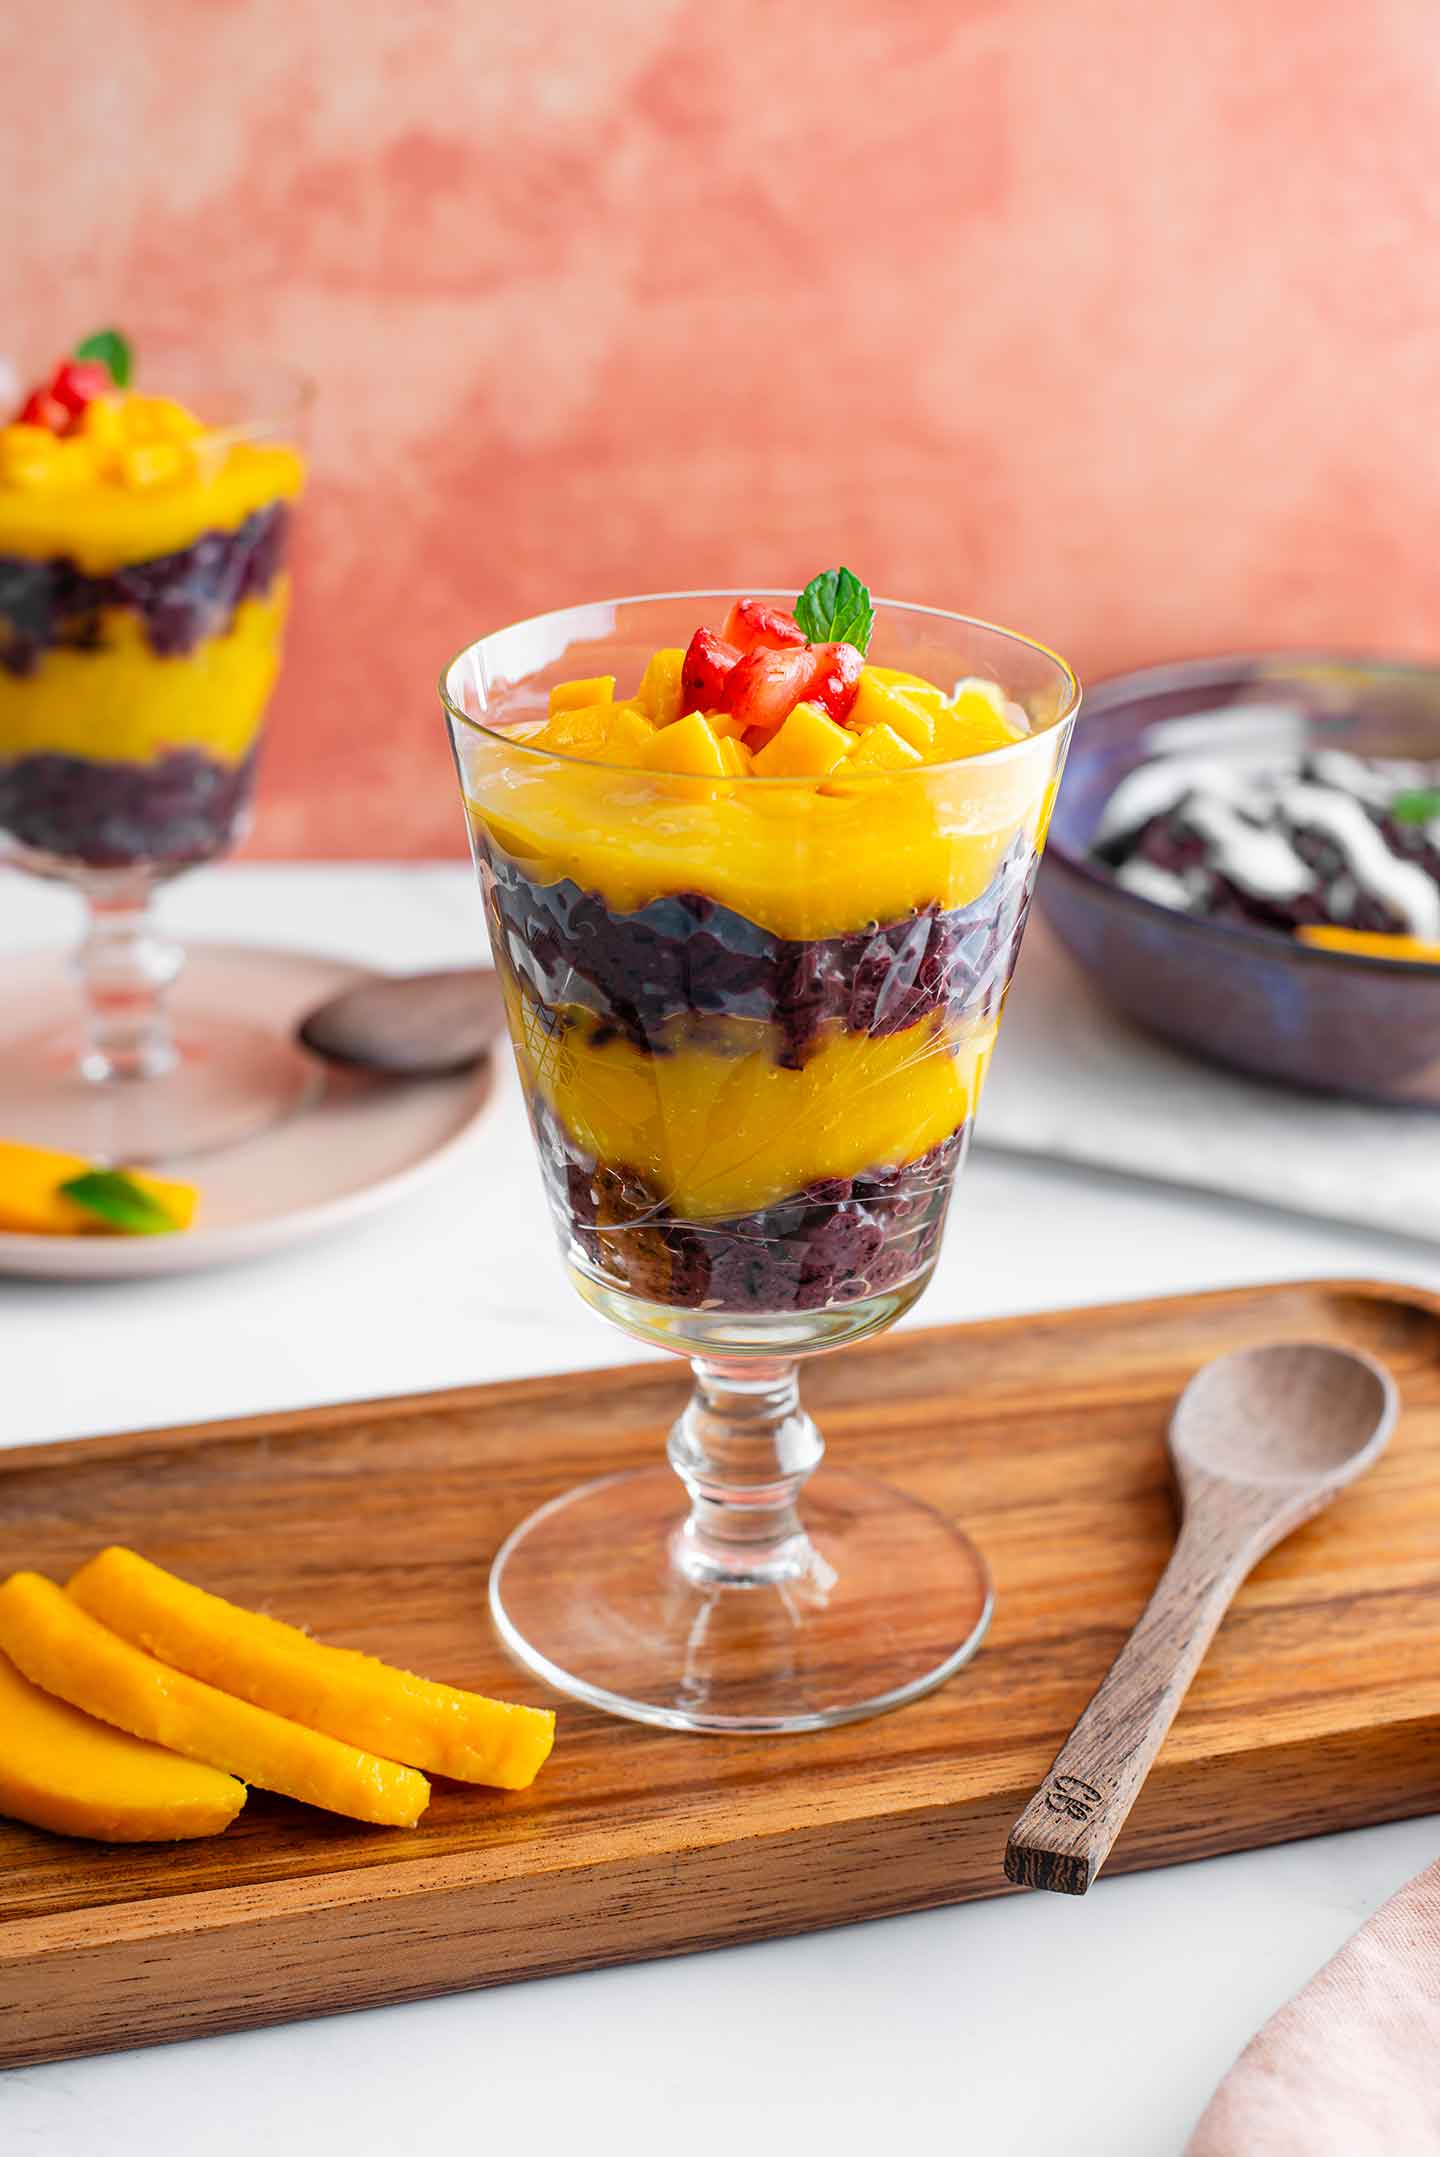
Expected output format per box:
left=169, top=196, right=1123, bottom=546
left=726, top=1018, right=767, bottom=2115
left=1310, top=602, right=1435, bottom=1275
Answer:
left=1037, top=654, right=1440, bottom=1104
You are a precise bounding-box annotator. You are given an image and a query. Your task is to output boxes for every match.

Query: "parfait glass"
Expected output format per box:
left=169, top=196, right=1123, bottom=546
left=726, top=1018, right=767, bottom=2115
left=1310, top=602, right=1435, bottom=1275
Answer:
left=0, top=352, right=310, bottom=1165
left=443, top=594, right=1078, bottom=1732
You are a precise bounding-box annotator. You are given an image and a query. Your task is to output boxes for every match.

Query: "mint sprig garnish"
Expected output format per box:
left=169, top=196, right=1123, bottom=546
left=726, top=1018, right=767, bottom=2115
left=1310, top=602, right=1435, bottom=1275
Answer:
left=1391, top=788, right=1440, bottom=827
left=794, top=567, right=874, bottom=652
left=73, top=328, right=133, bottom=390
left=58, top=1170, right=178, bottom=1236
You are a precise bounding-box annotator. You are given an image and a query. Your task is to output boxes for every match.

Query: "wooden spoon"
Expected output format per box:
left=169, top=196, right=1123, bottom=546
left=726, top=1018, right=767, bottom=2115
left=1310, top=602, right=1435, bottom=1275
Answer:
left=1004, top=1341, right=1397, bottom=1897
left=297, top=969, right=505, bottom=1077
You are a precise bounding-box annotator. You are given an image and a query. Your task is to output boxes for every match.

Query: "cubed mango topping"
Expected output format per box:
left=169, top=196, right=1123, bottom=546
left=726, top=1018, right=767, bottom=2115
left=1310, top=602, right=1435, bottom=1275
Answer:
left=635, top=647, right=685, bottom=726
left=532, top=700, right=654, bottom=766
left=751, top=701, right=855, bottom=778
left=510, top=577, right=1033, bottom=780
left=646, top=709, right=731, bottom=778
left=547, top=675, right=615, bottom=716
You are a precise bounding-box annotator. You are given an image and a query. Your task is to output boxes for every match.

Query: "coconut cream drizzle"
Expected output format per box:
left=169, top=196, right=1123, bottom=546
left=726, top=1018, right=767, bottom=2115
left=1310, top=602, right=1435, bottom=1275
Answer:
left=1097, top=742, right=1440, bottom=933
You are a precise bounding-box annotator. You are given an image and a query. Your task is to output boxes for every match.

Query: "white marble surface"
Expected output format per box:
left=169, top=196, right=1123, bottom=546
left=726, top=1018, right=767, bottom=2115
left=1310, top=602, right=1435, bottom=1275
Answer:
left=2, top=862, right=1437, bottom=2157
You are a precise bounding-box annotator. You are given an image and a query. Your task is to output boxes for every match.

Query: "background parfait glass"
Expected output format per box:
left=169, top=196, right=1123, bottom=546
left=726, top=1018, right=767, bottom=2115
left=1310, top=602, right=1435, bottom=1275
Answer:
left=443, top=594, right=1079, bottom=1732
left=0, top=352, right=311, bottom=1166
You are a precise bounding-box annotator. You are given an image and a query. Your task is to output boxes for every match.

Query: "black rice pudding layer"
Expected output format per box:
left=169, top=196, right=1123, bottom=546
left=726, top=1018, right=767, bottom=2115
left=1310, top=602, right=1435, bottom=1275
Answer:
left=0, top=504, right=290, bottom=677
left=0, top=504, right=289, bottom=868
left=485, top=834, right=1037, bottom=1068
left=551, top=1117, right=968, bottom=1314
left=0, top=744, right=261, bottom=871
left=482, top=830, right=1028, bottom=1315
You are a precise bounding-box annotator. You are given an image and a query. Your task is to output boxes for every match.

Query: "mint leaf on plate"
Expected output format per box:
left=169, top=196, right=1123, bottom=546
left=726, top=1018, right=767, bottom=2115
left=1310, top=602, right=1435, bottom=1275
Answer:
left=794, top=567, right=874, bottom=652
left=1391, top=788, right=1440, bottom=827
left=73, top=328, right=133, bottom=389
left=58, top=1170, right=178, bottom=1235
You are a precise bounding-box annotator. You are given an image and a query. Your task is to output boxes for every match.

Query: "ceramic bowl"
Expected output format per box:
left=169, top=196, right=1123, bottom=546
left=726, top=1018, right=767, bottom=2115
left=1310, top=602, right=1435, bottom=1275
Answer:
left=1037, top=654, right=1440, bottom=1103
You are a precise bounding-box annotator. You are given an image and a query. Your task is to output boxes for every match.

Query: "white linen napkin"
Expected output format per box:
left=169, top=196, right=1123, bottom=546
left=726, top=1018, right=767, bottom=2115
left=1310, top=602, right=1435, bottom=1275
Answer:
left=977, top=919, right=1440, bottom=1244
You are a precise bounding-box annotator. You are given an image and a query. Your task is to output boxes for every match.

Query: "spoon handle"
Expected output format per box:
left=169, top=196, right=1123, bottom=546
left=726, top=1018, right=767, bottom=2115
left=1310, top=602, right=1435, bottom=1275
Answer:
left=1004, top=1508, right=1262, bottom=1895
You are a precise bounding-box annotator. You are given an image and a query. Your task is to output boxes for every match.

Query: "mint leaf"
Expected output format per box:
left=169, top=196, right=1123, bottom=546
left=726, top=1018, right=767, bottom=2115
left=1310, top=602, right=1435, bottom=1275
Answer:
left=73, top=328, right=133, bottom=389
left=1391, top=788, right=1440, bottom=827
left=794, top=567, right=874, bottom=652
left=58, top=1170, right=178, bottom=1235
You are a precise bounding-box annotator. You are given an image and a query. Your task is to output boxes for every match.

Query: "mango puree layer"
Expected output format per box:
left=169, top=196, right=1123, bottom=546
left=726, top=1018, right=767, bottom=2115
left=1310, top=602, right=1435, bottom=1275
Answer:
left=0, top=584, right=289, bottom=767
left=511, top=995, right=995, bottom=1220
left=0, top=443, right=305, bottom=575
left=466, top=743, right=1057, bottom=943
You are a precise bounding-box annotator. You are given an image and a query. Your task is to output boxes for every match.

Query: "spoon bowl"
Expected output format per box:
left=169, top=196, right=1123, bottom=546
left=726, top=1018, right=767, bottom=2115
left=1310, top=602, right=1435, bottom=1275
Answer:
left=1171, top=1340, right=1397, bottom=1494
left=297, top=968, right=505, bottom=1077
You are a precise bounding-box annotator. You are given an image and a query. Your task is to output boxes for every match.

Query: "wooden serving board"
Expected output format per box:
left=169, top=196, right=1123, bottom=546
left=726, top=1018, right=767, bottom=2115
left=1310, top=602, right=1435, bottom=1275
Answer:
left=4, top=1280, right=1440, bottom=2069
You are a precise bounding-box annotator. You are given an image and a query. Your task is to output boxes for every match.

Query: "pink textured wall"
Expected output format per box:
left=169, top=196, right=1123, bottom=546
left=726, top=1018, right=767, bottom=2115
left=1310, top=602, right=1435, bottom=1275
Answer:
left=4, top=1, right=1439, bottom=857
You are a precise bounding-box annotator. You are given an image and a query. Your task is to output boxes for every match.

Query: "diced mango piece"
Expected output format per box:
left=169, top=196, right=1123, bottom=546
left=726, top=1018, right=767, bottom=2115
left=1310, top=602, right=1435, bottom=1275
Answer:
left=645, top=710, right=730, bottom=778
left=532, top=700, right=654, bottom=767
left=0, top=424, right=62, bottom=490
left=845, top=722, right=925, bottom=773
left=952, top=674, right=1009, bottom=714
left=0, top=1573, right=429, bottom=1828
left=119, top=442, right=192, bottom=492
left=120, top=394, right=205, bottom=445
left=717, top=736, right=754, bottom=777
left=866, top=665, right=944, bottom=694
left=847, top=670, right=936, bottom=753
left=80, top=394, right=127, bottom=458
left=752, top=701, right=856, bottom=778
left=0, top=1141, right=198, bottom=1237
left=68, top=1548, right=556, bottom=1792
left=931, top=686, right=1027, bottom=761
left=548, top=675, right=616, bottom=716
left=635, top=647, right=685, bottom=727
left=0, top=1648, right=245, bottom=1843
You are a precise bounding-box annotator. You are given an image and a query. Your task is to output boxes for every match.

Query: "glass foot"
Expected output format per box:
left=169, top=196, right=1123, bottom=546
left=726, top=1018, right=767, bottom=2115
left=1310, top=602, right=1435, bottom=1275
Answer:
left=0, top=1007, right=321, bottom=1165
left=490, top=1465, right=993, bottom=1734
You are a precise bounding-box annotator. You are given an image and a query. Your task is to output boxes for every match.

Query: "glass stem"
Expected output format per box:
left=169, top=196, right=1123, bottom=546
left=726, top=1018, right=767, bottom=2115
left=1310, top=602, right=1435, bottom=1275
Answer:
left=668, top=1357, right=824, bottom=1587
left=74, top=878, right=183, bottom=1085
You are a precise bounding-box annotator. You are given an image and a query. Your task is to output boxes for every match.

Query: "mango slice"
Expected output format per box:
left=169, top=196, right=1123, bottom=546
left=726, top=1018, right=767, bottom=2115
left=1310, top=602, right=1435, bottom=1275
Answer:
left=69, top=1547, right=556, bottom=1792
left=0, top=1140, right=198, bottom=1237
left=0, top=1573, right=429, bottom=1828
left=1296, top=925, right=1440, bottom=964
left=0, top=1649, right=245, bottom=1843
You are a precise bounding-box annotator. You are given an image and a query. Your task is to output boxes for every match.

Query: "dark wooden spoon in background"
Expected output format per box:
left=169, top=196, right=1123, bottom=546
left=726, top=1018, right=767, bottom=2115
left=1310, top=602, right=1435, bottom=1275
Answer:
left=297, top=969, right=505, bottom=1078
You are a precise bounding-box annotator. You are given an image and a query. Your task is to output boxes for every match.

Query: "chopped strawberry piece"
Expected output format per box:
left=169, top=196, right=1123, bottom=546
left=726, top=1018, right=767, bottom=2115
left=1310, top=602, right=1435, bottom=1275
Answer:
left=48, top=359, right=112, bottom=420
left=805, top=641, right=864, bottom=722
left=680, top=627, right=741, bottom=712
left=722, top=598, right=807, bottom=652
left=16, top=388, right=69, bottom=433
left=721, top=645, right=815, bottom=735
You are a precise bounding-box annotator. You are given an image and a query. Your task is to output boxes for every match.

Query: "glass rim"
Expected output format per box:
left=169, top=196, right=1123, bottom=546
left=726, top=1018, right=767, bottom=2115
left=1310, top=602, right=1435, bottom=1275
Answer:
left=438, top=589, right=1081, bottom=783
left=5, top=344, right=316, bottom=444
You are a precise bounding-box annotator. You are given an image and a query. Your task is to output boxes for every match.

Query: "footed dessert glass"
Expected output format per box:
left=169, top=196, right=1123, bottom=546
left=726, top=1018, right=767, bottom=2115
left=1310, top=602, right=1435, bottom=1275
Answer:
left=0, top=352, right=308, bottom=1164
left=443, top=594, right=1078, bottom=1731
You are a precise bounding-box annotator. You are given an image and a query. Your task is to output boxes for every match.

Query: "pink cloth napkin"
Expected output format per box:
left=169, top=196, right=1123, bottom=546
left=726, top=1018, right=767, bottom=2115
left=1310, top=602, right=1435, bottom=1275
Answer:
left=1187, top=1858, right=1440, bottom=2154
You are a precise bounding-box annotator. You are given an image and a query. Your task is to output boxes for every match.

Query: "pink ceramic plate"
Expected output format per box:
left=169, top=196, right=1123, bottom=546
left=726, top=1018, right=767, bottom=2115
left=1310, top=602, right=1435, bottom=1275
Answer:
left=0, top=944, right=496, bottom=1279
